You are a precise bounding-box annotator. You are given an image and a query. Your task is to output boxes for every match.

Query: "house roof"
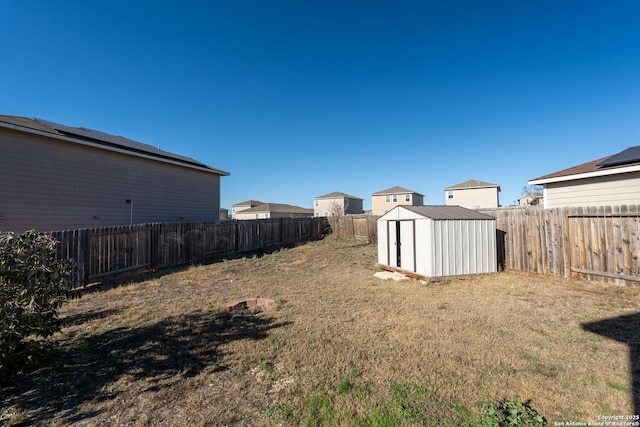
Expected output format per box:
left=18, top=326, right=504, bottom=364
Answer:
left=315, top=191, right=363, bottom=200
left=529, top=146, right=640, bottom=185
left=371, top=186, right=424, bottom=196
left=240, top=203, right=313, bottom=215
left=0, top=115, right=230, bottom=176
left=385, top=205, right=495, bottom=220
left=444, top=180, right=501, bottom=191
left=232, top=200, right=265, bottom=207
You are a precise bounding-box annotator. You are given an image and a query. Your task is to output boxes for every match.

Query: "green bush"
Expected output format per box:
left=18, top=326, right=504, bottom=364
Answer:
left=480, top=395, right=546, bottom=427
left=0, top=230, right=78, bottom=381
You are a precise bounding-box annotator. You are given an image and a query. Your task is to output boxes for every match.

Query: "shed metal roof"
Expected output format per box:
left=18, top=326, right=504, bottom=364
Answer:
left=397, top=205, right=495, bottom=220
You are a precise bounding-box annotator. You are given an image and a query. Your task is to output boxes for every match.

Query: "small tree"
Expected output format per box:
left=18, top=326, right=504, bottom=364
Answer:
left=0, top=230, right=78, bottom=380
left=521, top=185, right=543, bottom=206
left=327, top=200, right=346, bottom=217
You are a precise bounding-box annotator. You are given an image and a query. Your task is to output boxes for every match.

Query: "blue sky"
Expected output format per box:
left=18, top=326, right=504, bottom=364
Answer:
left=3, top=1, right=639, bottom=210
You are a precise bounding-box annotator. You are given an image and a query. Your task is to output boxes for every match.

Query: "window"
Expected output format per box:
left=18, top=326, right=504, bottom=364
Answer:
left=447, top=190, right=454, bottom=199
left=385, top=195, right=390, bottom=203
left=405, top=194, right=410, bottom=202
left=392, top=194, right=397, bottom=202
left=315, top=200, right=318, bottom=206
left=256, top=214, right=259, bottom=219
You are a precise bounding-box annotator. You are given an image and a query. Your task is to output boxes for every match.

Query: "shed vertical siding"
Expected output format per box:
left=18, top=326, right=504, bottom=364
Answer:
left=377, top=220, right=388, bottom=266
left=1, top=127, right=222, bottom=232
left=377, top=206, right=496, bottom=280
left=429, top=219, right=497, bottom=278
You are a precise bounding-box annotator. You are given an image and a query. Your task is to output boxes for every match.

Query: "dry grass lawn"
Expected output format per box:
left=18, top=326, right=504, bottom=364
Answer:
left=2, top=238, right=640, bottom=426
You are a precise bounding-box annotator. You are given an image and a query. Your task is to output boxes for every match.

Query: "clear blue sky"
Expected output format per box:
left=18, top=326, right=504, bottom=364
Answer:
left=3, top=1, right=639, bottom=210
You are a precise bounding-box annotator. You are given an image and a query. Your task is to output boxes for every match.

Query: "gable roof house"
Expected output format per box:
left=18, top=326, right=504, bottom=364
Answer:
left=518, top=193, right=544, bottom=207
left=233, top=203, right=313, bottom=220
left=314, top=192, right=364, bottom=217
left=444, top=180, right=501, bottom=208
left=371, top=186, right=424, bottom=216
left=528, top=146, right=640, bottom=208
left=0, top=115, right=229, bottom=233
left=231, top=200, right=265, bottom=219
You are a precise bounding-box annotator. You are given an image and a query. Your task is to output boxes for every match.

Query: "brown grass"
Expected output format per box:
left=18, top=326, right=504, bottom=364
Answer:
left=2, top=238, right=639, bottom=426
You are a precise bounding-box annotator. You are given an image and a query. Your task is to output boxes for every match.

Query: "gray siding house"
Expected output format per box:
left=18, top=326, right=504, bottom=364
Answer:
left=0, top=115, right=229, bottom=233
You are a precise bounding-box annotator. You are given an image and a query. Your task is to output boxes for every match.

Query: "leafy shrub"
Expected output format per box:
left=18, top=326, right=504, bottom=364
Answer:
left=0, top=230, right=78, bottom=381
left=480, top=395, right=546, bottom=427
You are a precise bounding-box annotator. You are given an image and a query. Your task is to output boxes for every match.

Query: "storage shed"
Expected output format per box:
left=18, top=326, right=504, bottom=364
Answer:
left=377, top=205, right=497, bottom=280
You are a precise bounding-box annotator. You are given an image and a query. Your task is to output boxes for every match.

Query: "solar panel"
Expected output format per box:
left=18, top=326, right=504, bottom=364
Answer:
left=598, top=146, right=640, bottom=168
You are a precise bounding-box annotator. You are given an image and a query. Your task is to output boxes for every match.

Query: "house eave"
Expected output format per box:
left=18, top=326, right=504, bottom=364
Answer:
left=528, top=164, right=640, bottom=185
left=0, top=120, right=230, bottom=176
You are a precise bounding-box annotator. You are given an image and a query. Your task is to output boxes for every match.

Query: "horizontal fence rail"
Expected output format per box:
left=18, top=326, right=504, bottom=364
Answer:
left=47, top=217, right=328, bottom=286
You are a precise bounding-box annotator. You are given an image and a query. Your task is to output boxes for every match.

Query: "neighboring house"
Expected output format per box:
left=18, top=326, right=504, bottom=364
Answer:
left=234, top=203, right=313, bottom=220
left=231, top=200, right=265, bottom=219
left=444, top=180, right=501, bottom=209
left=529, top=146, right=640, bottom=208
left=313, top=192, right=364, bottom=217
left=518, top=193, right=544, bottom=207
left=371, top=186, right=424, bottom=216
left=0, top=115, right=229, bottom=233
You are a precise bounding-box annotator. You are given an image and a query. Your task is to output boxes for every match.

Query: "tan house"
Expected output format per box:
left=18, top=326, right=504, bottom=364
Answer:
left=444, top=180, right=500, bottom=209
left=314, top=192, right=364, bottom=217
left=518, top=193, right=544, bottom=207
left=234, top=203, right=313, bottom=220
left=231, top=200, right=265, bottom=219
left=528, top=146, right=640, bottom=208
left=0, top=115, right=229, bottom=233
left=371, top=186, right=424, bottom=216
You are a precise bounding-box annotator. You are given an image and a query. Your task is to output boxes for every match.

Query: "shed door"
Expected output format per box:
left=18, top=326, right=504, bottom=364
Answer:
left=388, top=220, right=415, bottom=272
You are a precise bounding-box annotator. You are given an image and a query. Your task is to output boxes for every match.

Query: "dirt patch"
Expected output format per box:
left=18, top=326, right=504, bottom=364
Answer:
left=226, top=298, right=276, bottom=310
left=2, top=239, right=638, bottom=426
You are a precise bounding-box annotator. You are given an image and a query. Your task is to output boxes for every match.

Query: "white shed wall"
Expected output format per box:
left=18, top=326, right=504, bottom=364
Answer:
left=429, top=219, right=496, bottom=278
left=377, top=220, right=388, bottom=266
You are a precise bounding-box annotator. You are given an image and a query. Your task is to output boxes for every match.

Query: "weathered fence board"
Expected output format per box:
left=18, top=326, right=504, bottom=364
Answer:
left=480, top=205, right=640, bottom=286
left=47, top=217, right=327, bottom=286
left=327, top=215, right=378, bottom=242
left=327, top=207, right=640, bottom=286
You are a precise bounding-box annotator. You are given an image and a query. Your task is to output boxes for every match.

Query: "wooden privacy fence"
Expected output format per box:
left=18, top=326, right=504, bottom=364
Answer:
left=50, top=217, right=328, bottom=286
left=326, top=215, right=378, bottom=242
left=480, top=205, right=640, bottom=286
left=327, top=207, right=640, bottom=286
